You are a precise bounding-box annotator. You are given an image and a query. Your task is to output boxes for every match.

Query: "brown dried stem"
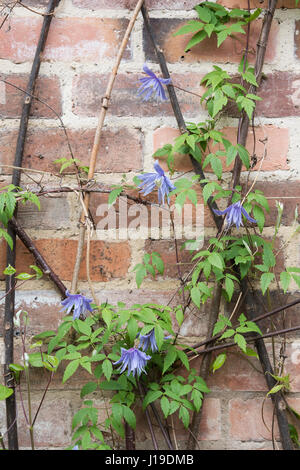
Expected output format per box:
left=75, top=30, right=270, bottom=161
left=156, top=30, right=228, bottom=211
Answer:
left=70, top=0, right=145, bottom=294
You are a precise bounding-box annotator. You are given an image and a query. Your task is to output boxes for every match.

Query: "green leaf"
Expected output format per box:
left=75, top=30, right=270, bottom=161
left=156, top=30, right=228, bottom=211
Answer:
left=15, top=272, right=34, bottom=280
left=177, top=349, right=190, bottom=371
left=236, top=144, right=250, bottom=169
left=163, top=347, right=178, bottom=374
left=253, top=205, right=265, bottom=232
left=143, top=390, right=163, bottom=409
left=108, top=187, right=123, bottom=206
left=211, top=353, right=226, bottom=373
left=173, top=20, right=204, bottom=37
left=208, top=252, right=223, bottom=270
left=63, top=359, right=80, bottom=383
left=185, top=30, right=207, bottom=51
left=134, top=264, right=147, bottom=289
left=191, top=286, right=201, bottom=308
left=102, top=359, right=113, bottom=381
left=234, top=333, right=247, bottom=353
left=267, top=384, right=284, bottom=396
left=244, top=347, right=259, bottom=359
left=3, top=264, right=16, bottom=276
left=123, top=406, right=136, bottom=429
left=224, top=276, right=234, bottom=301
left=0, top=384, right=14, bottom=400
left=80, top=381, right=97, bottom=398
left=195, top=5, right=212, bottom=23
left=160, top=396, right=170, bottom=418
left=0, top=229, right=13, bottom=250
left=260, top=272, right=275, bottom=295
left=280, top=271, right=291, bottom=293
left=179, top=405, right=190, bottom=428
left=263, top=243, right=276, bottom=268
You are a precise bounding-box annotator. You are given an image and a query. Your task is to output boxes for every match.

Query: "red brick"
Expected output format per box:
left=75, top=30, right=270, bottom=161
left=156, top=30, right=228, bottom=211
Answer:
left=254, top=181, right=300, bottom=227
left=0, top=75, right=62, bottom=119
left=72, top=0, right=198, bottom=7
left=72, top=72, right=203, bottom=118
left=153, top=125, right=289, bottom=173
left=220, top=0, right=298, bottom=8
left=0, top=127, right=143, bottom=174
left=206, top=347, right=267, bottom=392
left=0, top=17, right=131, bottom=63
left=0, top=238, right=131, bottom=282
left=257, top=72, right=300, bottom=117
left=143, top=18, right=277, bottom=64
left=229, top=397, right=280, bottom=441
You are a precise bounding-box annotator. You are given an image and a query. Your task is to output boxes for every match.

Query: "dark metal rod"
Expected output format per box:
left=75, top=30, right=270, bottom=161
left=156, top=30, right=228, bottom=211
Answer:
left=3, top=0, right=61, bottom=450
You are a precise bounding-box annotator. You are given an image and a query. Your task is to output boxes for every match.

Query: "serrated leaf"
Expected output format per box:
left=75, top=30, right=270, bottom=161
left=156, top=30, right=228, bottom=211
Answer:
left=123, top=406, right=136, bottom=429
left=260, top=272, right=275, bottom=295
left=163, top=347, right=178, bottom=374
left=173, top=20, right=204, bottom=37
left=234, top=333, right=247, bottom=352
left=63, top=359, right=80, bottom=383
left=143, top=390, right=163, bottom=409
left=160, top=396, right=170, bottom=418
left=185, top=30, right=207, bottom=51
left=80, top=381, right=97, bottom=398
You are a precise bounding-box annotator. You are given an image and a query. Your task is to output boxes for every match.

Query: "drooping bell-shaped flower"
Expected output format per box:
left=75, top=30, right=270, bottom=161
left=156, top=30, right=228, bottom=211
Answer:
left=113, top=347, right=151, bottom=377
left=61, top=290, right=93, bottom=320
left=213, top=201, right=256, bottom=229
left=137, top=64, right=171, bottom=102
left=137, top=160, right=176, bottom=205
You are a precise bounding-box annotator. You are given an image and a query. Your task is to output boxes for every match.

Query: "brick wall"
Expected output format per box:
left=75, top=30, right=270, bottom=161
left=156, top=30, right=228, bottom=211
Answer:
left=0, top=0, right=300, bottom=450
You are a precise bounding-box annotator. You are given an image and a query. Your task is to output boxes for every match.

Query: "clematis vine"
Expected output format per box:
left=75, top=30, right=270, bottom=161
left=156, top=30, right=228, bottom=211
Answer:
left=61, top=290, right=93, bottom=320
left=113, top=347, right=151, bottom=377
left=213, top=200, right=257, bottom=230
left=137, top=160, right=176, bottom=205
left=137, top=63, right=171, bottom=102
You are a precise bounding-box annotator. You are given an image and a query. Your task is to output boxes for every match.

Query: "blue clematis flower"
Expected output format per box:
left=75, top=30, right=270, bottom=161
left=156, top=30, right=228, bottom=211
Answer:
left=113, top=347, right=151, bottom=377
left=137, top=64, right=172, bottom=102
left=137, top=160, right=176, bottom=205
left=61, top=290, right=93, bottom=320
left=213, top=201, right=257, bottom=230
left=138, top=329, right=158, bottom=353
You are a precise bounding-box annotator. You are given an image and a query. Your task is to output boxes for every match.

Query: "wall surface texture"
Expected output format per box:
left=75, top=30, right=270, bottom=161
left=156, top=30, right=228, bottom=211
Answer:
left=0, top=0, right=300, bottom=450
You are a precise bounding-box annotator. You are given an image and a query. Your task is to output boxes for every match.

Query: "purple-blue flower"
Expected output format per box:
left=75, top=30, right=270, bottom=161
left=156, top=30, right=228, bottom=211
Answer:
left=61, top=290, right=93, bottom=320
left=213, top=201, right=256, bottom=230
left=138, top=329, right=158, bottom=353
left=137, top=160, right=176, bottom=205
left=137, top=64, right=171, bottom=102
left=113, top=347, right=151, bottom=377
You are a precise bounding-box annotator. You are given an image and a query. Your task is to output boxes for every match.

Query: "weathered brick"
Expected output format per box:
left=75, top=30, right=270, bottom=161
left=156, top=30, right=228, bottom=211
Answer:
left=0, top=17, right=131, bottom=63
left=229, top=397, right=280, bottom=441
left=17, top=395, right=73, bottom=448
left=257, top=72, right=300, bottom=117
left=0, top=75, right=62, bottom=119
left=0, top=127, right=143, bottom=174
left=153, top=125, right=289, bottom=173
left=143, top=18, right=277, bottom=64
left=72, top=72, right=203, bottom=118
left=17, top=195, right=70, bottom=230
left=72, top=0, right=198, bottom=8
left=220, top=0, right=298, bottom=8
left=0, top=238, right=131, bottom=282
